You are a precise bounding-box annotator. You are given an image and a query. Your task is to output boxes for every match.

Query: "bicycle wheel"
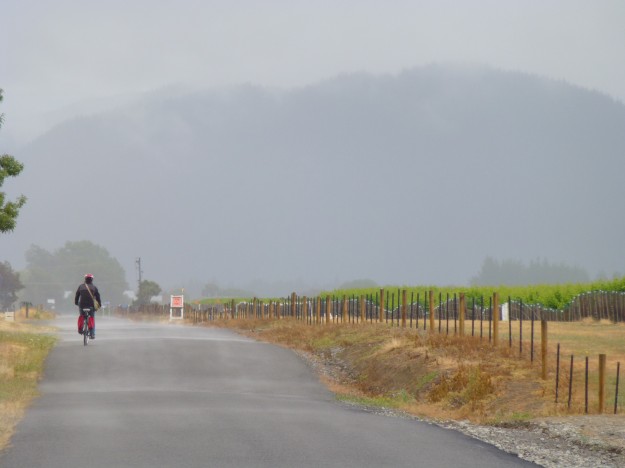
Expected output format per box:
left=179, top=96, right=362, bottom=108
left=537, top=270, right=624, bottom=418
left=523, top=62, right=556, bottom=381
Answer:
left=83, top=318, right=89, bottom=346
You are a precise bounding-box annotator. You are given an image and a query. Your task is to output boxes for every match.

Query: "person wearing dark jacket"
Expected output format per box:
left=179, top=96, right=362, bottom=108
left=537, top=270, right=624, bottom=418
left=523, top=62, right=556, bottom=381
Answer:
left=75, top=273, right=101, bottom=339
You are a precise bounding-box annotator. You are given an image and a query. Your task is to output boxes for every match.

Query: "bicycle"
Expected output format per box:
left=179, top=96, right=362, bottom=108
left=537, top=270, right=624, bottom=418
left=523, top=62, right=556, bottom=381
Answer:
left=81, top=308, right=91, bottom=346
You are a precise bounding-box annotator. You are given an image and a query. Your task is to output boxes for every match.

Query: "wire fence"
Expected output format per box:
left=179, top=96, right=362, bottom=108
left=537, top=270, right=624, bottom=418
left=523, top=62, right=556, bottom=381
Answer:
left=118, top=289, right=625, bottom=323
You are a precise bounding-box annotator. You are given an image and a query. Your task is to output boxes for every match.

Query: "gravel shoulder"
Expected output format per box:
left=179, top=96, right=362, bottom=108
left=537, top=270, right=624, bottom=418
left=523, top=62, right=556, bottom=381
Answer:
left=442, top=415, right=625, bottom=468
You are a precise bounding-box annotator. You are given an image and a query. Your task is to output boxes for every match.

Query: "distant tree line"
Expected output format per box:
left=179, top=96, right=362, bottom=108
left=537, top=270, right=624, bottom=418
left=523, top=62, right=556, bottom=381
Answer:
left=470, top=257, right=590, bottom=286
left=201, top=282, right=254, bottom=299
left=20, top=241, right=129, bottom=307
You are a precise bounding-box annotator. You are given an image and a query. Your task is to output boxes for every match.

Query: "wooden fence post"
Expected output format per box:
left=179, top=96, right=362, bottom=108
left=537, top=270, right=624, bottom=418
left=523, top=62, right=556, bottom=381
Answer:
left=541, top=320, right=548, bottom=380
left=316, top=297, right=321, bottom=325
left=401, top=290, right=407, bottom=328
left=302, top=296, right=307, bottom=324
left=360, top=295, right=365, bottom=323
left=459, top=293, right=466, bottom=336
left=342, top=296, right=348, bottom=323
left=599, top=354, right=606, bottom=413
left=325, top=296, right=330, bottom=325
left=429, top=290, right=435, bottom=332
left=615, top=362, right=621, bottom=415
left=291, top=292, right=296, bottom=319
left=493, top=292, right=499, bottom=345
left=379, top=289, right=385, bottom=323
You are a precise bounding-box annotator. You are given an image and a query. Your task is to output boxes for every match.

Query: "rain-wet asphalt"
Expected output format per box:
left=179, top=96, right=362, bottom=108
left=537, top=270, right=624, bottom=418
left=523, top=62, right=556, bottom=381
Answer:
left=0, top=315, right=535, bottom=467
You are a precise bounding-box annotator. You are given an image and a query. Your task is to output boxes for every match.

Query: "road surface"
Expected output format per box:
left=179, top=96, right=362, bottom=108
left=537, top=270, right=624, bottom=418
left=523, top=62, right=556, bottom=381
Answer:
left=1, top=316, right=535, bottom=467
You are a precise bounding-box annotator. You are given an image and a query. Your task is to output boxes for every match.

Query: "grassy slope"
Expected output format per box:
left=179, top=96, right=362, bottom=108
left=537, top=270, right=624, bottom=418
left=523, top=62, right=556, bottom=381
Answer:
left=0, top=314, right=57, bottom=450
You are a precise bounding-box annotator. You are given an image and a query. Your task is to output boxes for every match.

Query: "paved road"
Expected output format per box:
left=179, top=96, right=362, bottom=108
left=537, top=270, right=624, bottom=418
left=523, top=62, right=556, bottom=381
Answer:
left=1, top=316, right=535, bottom=467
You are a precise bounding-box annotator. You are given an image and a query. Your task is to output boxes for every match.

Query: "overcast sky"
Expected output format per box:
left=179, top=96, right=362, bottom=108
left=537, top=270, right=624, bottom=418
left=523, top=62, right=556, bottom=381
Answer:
left=2, top=0, right=625, bottom=145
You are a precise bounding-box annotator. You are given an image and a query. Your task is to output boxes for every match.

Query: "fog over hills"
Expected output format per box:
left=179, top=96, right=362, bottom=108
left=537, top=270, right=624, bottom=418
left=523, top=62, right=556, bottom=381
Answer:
left=4, top=64, right=625, bottom=297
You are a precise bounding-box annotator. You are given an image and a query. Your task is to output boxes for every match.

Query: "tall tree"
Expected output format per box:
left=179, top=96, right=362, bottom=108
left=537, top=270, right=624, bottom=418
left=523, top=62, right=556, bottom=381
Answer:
left=0, top=261, right=23, bottom=309
left=135, top=280, right=162, bottom=305
left=0, top=89, right=27, bottom=233
left=20, top=241, right=129, bottom=307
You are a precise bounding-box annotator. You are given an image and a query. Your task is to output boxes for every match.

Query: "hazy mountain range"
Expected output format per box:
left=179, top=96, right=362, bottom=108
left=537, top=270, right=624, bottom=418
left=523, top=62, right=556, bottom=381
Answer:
left=3, top=64, right=624, bottom=297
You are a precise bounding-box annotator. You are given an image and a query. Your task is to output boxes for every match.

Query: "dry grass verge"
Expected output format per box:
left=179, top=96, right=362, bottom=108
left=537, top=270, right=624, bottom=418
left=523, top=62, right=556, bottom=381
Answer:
left=212, top=318, right=624, bottom=424
left=0, top=317, right=57, bottom=451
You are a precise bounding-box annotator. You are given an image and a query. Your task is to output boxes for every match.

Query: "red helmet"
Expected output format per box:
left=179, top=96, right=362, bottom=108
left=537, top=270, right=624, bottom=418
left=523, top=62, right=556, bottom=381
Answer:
left=85, top=274, right=94, bottom=279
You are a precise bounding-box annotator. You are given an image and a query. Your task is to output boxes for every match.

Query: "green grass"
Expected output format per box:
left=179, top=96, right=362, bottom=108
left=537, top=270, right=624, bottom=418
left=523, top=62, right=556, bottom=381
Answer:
left=415, top=371, right=439, bottom=392
left=336, top=393, right=404, bottom=409
left=311, top=336, right=335, bottom=349
left=510, top=411, right=533, bottom=421
left=337, top=388, right=417, bottom=408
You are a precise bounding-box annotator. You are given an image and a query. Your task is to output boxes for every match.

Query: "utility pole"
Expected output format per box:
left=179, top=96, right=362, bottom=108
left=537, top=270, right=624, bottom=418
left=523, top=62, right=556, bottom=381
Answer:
left=135, top=257, right=143, bottom=291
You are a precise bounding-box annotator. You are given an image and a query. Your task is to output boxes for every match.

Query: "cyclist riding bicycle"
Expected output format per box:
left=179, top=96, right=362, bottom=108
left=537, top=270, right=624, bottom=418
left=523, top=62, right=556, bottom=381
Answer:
left=75, top=273, right=101, bottom=339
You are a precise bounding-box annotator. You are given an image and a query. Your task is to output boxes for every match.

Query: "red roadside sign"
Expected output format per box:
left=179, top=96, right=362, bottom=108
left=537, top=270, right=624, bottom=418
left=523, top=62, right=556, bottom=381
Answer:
left=170, top=295, right=184, bottom=308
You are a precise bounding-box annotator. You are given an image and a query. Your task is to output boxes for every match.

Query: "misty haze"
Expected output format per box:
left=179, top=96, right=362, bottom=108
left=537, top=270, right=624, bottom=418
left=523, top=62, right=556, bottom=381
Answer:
left=1, top=2, right=624, bottom=300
